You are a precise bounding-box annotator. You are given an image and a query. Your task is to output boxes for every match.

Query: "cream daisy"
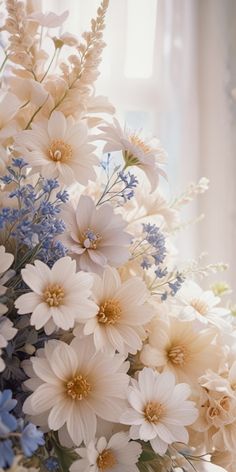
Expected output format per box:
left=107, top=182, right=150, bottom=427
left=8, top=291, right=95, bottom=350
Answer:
left=15, top=256, right=97, bottom=334
left=70, top=432, right=141, bottom=472
left=14, top=111, right=98, bottom=186
left=121, top=367, right=198, bottom=456
left=23, top=337, right=129, bottom=446
left=176, top=280, right=230, bottom=330
left=140, top=317, right=222, bottom=385
left=75, top=266, right=154, bottom=355
left=59, top=195, right=131, bottom=274
left=98, top=118, right=166, bottom=191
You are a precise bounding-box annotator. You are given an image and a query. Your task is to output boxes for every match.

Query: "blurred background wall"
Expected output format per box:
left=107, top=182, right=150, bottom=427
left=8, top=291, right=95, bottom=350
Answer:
left=44, top=0, right=236, bottom=294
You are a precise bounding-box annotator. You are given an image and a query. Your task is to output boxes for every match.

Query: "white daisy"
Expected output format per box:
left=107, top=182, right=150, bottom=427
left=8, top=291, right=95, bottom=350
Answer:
left=59, top=195, right=131, bottom=274
left=70, top=432, right=141, bottom=472
left=98, top=118, right=166, bottom=191
left=74, top=266, right=154, bottom=356
left=140, top=317, right=222, bottom=385
left=121, top=367, right=198, bottom=456
left=176, top=280, right=230, bottom=330
left=14, top=111, right=98, bottom=186
left=23, top=337, right=129, bottom=446
left=15, top=256, right=98, bottom=334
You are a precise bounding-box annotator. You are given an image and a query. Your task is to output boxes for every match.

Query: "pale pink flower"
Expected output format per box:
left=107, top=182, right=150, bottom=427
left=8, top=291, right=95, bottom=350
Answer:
left=98, top=119, right=166, bottom=191
left=0, top=91, right=20, bottom=141
left=59, top=195, right=131, bottom=274
left=28, top=10, right=69, bottom=28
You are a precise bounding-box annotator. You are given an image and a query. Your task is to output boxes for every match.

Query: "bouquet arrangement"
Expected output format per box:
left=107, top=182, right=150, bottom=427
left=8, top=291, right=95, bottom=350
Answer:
left=0, top=1, right=235, bottom=471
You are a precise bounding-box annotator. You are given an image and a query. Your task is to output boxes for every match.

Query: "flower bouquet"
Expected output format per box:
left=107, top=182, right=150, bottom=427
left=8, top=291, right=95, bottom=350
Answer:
left=0, top=1, right=235, bottom=471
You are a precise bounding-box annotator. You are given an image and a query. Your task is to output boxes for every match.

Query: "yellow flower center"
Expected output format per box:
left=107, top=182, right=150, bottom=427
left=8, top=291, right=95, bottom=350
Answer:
left=168, top=344, right=189, bottom=366
left=66, top=374, right=91, bottom=400
left=97, top=299, right=122, bottom=325
left=48, top=139, right=72, bottom=162
left=97, top=449, right=117, bottom=470
left=43, top=284, right=65, bottom=307
left=81, top=228, right=102, bottom=249
left=144, top=401, right=164, bottom=424
left=129, top=134, right=152, bottom=154
left=190, top=298, right=209, bottom=315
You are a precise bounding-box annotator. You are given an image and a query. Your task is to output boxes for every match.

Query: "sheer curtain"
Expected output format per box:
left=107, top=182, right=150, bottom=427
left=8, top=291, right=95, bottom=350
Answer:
left=44, top=0, right=236, bottom=298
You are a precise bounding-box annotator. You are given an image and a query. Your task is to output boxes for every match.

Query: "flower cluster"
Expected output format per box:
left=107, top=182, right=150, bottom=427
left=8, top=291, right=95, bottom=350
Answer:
left=0, top=1, right=234, bottom=472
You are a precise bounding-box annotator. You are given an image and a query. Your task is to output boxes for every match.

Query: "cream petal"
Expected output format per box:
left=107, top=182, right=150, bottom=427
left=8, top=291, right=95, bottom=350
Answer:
left=32, top=357, right=60, bottom=385
left=48, top=398, right=73, bottom=430
left=75, top=195, right=94, bottom=231
left=30, top=384, right=63, bottom=413
left=51, top=256, right=76, bottom=283
left=15, top=292, right=41, bottom=314
left=139, top=422, right=157, bottom=440
left=50, top=343, right=78, bottom=380
left=67, top=403, right=86, bottom=446
left=48, top=111, right=67, bottom=140
left=30, top=303, right=52, bottom=329
left=150, top=436, right=168, bottom=456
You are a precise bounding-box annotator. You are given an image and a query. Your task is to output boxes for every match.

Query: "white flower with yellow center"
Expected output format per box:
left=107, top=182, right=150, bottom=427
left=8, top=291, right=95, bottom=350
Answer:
left=70, top=432, right=141, bottom=472
left=98, top=118, right=166, bottom=191
left=74, top=266, right=154, bottom=355
left=121, top=367, right=198, bottom=456
left=59, top=195, right=131, bottom=274
left=15, top=256, right=98, bottom=334
left=23, top=337, right=129, bottom=446
left=176, top=280, right=230, bottom=330
left=14, top=111, right=98, bottom=186
left=140, top=317, right=222, bottom=385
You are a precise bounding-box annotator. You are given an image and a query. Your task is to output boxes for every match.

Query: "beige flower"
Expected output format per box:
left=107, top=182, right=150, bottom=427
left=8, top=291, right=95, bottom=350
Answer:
left=140, top=316, right=222, bottom=385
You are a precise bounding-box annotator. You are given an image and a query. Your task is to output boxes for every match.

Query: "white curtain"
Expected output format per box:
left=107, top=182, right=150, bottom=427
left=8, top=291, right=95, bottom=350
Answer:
left=43, top=0, right=236, bottom=298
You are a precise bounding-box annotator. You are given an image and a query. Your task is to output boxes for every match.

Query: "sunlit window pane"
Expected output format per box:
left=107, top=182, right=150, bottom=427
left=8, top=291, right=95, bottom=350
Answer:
left=125, top=0, right=158, bottom=78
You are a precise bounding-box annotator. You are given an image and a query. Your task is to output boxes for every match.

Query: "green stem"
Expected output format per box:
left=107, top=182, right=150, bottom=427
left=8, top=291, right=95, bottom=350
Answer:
left=24, top=94, right=49, bottom=129
left=0, top=54, right=8, bottom=74
left=40, top=47, right=57, bottom=83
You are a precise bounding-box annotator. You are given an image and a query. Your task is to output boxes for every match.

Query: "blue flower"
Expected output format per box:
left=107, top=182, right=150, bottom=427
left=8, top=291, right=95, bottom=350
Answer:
left=44, top=457, right=60, bottom=471
left=0, top=390, right=17, bottom=436
left=0, top=439, right=14, bottom=468
left=20, top=423, right=44, bottom=457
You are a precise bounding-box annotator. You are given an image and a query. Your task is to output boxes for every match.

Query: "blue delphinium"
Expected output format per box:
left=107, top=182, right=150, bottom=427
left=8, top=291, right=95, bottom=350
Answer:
left=0, top=390, right=17, bottom=436
left=44, top=457, right=60, bottom=471
left=141, top=223, right=167, bottom=269
left=0, top=439, right=14, bottom=468
left=0, top=390, right=44, bottom=468
left=19, top=422, right=45, bottom=457
left=0, top=159, right=68, bottom=271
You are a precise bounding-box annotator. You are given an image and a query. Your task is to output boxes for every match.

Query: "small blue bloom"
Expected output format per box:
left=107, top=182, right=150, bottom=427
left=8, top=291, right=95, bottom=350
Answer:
left=11, top=158, right=27, bottom=169
left=44, top=457, right=60, bottom=471
left=0, top=390, right=17, bottom=436
left=42, top=179, right=59, bottom=192
left=20, top=423, right=44, bottom=457
left=0, top=439, right=14, bottom=468
left=56, top=190, right=69, bottom=203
